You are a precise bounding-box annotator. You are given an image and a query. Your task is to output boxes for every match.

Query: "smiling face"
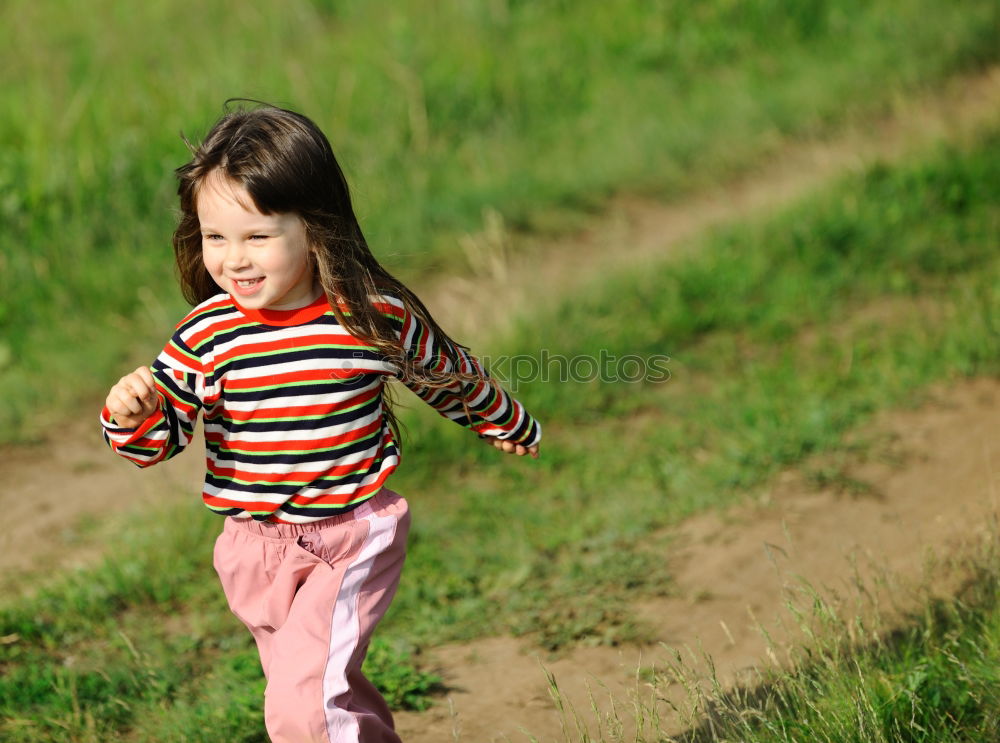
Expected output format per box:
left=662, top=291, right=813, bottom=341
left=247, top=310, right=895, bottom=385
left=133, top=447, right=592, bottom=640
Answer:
left=198, top=171, right=320, bottom=311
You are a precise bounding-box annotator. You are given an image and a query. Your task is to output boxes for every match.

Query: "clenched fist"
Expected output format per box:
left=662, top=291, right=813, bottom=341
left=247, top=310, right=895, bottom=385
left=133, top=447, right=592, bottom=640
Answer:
left=105, top=366, right=160, bottom=429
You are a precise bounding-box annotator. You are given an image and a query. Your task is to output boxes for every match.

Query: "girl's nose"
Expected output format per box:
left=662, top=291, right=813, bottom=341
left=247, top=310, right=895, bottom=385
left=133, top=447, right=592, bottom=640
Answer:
left=224, top=242, right=251, bottom=269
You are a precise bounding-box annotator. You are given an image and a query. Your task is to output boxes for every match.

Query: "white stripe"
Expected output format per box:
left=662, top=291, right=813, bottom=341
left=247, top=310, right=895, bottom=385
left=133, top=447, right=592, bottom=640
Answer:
left=222, top=389, right=381, bottom=411
left=322, top=503, right=399, bottom=741
left=201, top=407, right=384, bottom=443
left=178, top=304, right=241, bottom=339
left=222, top=358, right=396, bottom=379
left=206, top=444, right=378, bottom=474
left=212, top=326, right=362, bottom=358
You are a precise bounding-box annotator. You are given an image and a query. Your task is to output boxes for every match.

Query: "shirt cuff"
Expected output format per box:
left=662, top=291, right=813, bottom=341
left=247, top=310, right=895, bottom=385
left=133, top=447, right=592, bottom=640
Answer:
left=99, top=405, right=166, bottom=447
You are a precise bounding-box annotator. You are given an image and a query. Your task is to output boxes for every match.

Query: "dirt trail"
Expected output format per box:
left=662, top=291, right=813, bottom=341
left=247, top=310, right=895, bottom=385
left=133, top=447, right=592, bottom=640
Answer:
left=430, top=66, right=1000, bottom=342
left=0, top=65, right=998, bottom=738
left=394, top=378, right=1000, bottom=742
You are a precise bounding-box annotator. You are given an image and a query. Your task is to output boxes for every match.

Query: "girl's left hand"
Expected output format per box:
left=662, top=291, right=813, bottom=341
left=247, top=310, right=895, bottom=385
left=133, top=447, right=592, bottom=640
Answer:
left=481, top=436, right=539, bottom=459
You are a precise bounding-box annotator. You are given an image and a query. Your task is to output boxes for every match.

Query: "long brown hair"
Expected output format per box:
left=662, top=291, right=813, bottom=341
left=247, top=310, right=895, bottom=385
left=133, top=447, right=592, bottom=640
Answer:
left=172, top=101, right=484, bottom=435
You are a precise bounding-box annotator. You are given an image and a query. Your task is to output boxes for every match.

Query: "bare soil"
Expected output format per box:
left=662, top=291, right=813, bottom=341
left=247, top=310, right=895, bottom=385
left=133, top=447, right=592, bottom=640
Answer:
left=1, top=66, right=999, bottom=742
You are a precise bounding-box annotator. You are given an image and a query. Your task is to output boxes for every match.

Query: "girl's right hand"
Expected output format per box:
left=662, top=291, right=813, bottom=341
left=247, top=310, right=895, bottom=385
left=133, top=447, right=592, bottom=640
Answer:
left=105, top=366, right=160, bottom=429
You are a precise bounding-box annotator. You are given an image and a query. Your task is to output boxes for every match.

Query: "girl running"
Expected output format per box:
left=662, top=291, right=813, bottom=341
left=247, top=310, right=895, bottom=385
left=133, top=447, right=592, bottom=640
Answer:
left=101, top=102, right=541, bottom=743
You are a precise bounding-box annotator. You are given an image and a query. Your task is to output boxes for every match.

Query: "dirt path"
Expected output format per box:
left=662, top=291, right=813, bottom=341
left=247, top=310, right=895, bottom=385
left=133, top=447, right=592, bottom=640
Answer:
left=429, top=66, right=1000, bottom=342
left=0, top=65, right=998, bottom=738
left=394, top=377, right=1000, bottom=742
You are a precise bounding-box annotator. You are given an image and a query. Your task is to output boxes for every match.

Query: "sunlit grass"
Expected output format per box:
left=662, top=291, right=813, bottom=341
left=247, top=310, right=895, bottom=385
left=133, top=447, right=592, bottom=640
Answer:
left=537, top=539, right=1000, bottom=742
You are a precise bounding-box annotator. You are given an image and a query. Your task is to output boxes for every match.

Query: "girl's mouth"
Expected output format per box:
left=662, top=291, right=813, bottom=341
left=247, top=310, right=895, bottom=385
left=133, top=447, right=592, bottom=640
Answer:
left=232, top=277, right=265, bottom=296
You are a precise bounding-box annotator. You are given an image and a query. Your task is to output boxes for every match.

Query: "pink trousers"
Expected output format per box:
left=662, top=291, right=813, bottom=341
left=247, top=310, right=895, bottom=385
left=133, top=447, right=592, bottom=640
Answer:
left=213, top=488, right=411, bottom=743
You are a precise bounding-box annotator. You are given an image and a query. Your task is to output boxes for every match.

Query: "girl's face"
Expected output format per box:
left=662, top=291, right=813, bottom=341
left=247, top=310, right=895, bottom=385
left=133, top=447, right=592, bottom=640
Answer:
left=198, top=171, right=319, bottom=311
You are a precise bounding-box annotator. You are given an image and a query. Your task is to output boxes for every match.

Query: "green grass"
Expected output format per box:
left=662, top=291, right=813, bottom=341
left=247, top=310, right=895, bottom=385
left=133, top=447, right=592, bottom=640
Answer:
left=755, top=586, right=1000, bottom=742
left=541, top=544, right=1000, bottom=742
left=378, top=128, right=999, bottom=650
left=0, top=503, right=438, bottom=743
left=2, top=0, right=999, bottom=442
left=3, top=117, right=998, bottom=738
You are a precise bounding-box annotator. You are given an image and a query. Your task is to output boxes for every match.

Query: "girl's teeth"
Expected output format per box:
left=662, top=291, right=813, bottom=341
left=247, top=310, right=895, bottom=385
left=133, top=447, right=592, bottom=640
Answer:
left=237, top=278, right=262, bottom=287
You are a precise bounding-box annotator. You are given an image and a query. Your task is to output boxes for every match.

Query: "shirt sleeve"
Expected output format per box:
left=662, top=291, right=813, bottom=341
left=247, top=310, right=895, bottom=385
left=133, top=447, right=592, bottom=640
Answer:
left=99, top=331, right=205, bottom=467
left=388, top=298, right=542, bottom=447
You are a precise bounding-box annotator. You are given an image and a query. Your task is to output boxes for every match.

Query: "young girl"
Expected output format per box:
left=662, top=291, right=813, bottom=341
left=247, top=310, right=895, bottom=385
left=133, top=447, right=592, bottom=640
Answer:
left=101, top=103, right=541, bottom=743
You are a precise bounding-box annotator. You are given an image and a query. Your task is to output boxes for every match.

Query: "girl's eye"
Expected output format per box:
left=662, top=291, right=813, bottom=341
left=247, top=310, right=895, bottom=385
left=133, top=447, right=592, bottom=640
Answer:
left=249, top=234, right=269, bottom=241
left=204, top=234, right=223, bottom=241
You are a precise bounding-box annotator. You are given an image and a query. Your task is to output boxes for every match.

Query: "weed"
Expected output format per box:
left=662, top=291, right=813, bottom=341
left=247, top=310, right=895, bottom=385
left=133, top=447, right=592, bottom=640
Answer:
left=363, top=638, right=444, bottom=712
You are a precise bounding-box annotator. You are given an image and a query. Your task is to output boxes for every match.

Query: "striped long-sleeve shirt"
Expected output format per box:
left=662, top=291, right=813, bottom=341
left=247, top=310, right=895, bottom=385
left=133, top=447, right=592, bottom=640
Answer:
left=100, top=292, right=541, bottom=523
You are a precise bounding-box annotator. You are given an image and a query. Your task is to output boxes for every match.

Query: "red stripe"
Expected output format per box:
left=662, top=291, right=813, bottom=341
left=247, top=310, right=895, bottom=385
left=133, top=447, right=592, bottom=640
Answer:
left=478, top=381, right=506, bottom=418
left=223, top=402, right=341, bottom=422
left=162, top=341, right=203, bottom=371
left=216, top=386, right=380, bottom=423
left=403, top=311, right=432, bottom=364
left=204, top=416, right=383, bottom=453
left=177, top=297, right=232, bottom=333
left=207, top=451, right=381, bottom=483
left=282, top=473, right=390, bottom=509
left=373, top=299, right=404, bottom=320
left=115, top=445, right=168, bottom=467
left=203, top=495, right=287, bottom=512
left=130, top=433, right=168, bottom=449
left=225, top=368, right=366, bottom=390
left=186, top=312, right=248, bottom=348
left=157, top=385, right=198, bottom=416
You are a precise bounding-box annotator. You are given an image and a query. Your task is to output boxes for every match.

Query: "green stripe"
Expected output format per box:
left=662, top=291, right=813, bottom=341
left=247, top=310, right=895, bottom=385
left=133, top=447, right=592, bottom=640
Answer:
left=210, top=458, right=381, bottom=487
left=289, top=488, right=386, bottom=510
left=186, top=303, right=233, bottom=324
left=123, top=444, right=160, bottom=455
left=215, top=428, right=382, bottom=456
left=222, top=343, right=375, bottom=367
left=230, top=377, right=381, bottom=394
left=410, top=314, right=430, bottom=358
left=486, top=394, right=517, bottom=427
left=167, top=339, right=201, bottom=365
left=214, top=393, right=379, bottom=425
left=186, top=319, right=258, bottom=353
left=161, top=385, right=196, bottom=410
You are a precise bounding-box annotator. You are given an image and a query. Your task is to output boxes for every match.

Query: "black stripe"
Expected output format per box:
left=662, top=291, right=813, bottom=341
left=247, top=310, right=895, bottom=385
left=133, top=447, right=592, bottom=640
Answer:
left=210, top=428, right=388, bottom=466
left=205, top=395, right=383, bottom=434
left=224, top=374, right=379, bottom=403
left=153, top=368, right=202, bottom=409
left=216, top=347, right=385, bottom=377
